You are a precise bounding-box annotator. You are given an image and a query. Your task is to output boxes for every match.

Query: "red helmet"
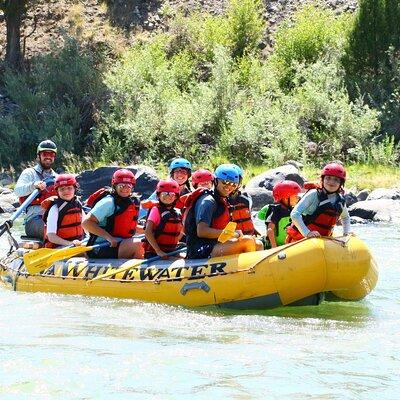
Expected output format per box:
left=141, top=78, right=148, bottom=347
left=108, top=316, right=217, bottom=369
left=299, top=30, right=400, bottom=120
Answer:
left=192, top=169, right=214, bottom=185
left=321, top=163, right=346, bottom=182
left=273, top=180, right=302, bottom=202
left=111, top=169, right=136, bottom=186
left=156, top=179, right=180, bottom=194
left=54, top=174, right=77, bottom=189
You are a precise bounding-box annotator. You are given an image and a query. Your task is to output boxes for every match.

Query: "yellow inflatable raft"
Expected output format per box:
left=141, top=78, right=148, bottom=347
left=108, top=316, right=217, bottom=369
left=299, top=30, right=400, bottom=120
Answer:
left=0, top=236, right=378, bottom=309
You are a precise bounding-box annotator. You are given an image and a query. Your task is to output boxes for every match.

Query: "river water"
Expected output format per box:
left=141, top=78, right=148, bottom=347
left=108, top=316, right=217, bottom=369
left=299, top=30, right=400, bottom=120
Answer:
left=0, top=217, right=399, bottom=399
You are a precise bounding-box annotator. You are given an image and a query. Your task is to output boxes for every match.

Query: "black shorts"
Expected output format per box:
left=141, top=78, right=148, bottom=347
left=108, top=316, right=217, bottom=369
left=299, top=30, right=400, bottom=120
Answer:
left=88, top=242, right=120, bottom=259
left=186, top=242, right=215, bottom=259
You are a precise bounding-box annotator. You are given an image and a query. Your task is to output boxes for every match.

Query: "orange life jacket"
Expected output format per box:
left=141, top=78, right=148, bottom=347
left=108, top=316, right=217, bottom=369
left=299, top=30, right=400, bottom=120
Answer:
left=19, top=166, right=57, bottom=206
left=229, top=193, right=254, bottom=235
left=143, top=205, right=183, bottom=255
left=42, top=196, right=84, bottom=248
left=286, top=188, right=345, bottom=243
left=85, top=188, right=140, bottom=240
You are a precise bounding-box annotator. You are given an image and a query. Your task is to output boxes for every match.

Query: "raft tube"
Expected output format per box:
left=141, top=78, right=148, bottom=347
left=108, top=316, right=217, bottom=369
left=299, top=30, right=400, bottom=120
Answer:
left=0, top=236, right=378, bottom=310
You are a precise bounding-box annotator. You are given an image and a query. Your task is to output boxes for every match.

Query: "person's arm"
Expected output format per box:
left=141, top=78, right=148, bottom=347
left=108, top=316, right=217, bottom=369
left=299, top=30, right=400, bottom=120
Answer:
left=144, top=221, right=167, bottom=257
left=196, top=197, right=241, bottom=240
left=82, top=198, right=118, bottom=247
left=266, top=222, right=277, bottom=248
left=82, top=214, right=118, bottom=247
left=290, top=190, right=320, bottom=237
left=340, top=204, right=352, bottom=235
left=14, top=168, right=41, bottom=197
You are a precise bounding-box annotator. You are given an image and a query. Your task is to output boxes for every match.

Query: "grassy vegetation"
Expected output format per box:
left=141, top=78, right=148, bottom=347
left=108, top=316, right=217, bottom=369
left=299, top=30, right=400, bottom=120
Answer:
left=1, top=0, right=399, bottom=190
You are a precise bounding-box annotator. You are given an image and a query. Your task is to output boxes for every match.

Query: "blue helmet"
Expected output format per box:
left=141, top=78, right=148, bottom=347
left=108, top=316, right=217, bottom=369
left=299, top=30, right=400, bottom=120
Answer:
left=214, top=164, right=240, bottom=184
left=228, top=164, right=243, bottom=179
left=168, top=158, right=192, bottom=173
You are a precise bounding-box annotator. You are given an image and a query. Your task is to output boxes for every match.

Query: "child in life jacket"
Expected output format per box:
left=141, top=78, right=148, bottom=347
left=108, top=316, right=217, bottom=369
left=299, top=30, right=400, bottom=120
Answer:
left=286, top=163, right=351, bottom=242
left=169, top=157, right=192, bottom=195
left=143, top=180, right=183, bottom=259
left=191, top=169, right=214, bottom=190
left=42, top=174, right=85, bottom=248
left=175, top=169, right=214, bottom=210
left=82, top=169, right=144, bottom=259
left=258, top=180, right=302, bottom=248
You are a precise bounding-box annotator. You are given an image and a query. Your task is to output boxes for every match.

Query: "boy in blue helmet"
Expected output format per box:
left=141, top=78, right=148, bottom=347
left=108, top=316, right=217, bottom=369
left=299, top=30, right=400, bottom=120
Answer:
left=184, top=164, right=260, bottom=259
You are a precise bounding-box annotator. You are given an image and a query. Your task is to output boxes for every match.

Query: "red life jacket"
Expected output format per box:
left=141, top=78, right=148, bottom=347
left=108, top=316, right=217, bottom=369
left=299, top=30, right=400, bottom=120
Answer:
left=229, top=192, right=254, bottom=235
left=19, top=166, right=57, bottom=206
left=85, top=188, right=139, bottom=239
left=142, top=204, right=183, bottom=254
left=42, top=196, right=84, bottom=248
left=286, top=188, right=345, bottom=243
left=183, top=188, right=230, bottom=235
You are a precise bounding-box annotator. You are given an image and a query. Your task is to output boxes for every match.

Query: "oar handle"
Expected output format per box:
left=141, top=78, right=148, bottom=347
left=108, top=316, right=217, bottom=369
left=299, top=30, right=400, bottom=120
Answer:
left=11, top=189, right=40, bottom=223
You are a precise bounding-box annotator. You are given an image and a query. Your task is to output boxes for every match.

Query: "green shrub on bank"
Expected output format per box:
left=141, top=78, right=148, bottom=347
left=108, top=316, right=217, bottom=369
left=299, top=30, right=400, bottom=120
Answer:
left=271, top=5, right=352, bottom=90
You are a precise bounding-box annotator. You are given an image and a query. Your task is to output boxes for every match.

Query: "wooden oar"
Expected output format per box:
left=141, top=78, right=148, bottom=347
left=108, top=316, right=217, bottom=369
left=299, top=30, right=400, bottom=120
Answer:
left=0, top=189, right=40, bottom=237
left=87, top=247, right=186, bottom=284
left=24, top=241, right=111, bottom=275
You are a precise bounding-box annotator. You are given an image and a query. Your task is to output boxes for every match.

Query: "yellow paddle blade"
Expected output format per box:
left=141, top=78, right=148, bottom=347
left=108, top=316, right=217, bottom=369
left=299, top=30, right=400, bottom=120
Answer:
left=218, top=222, right=237, bottom=243
left=24, top=245, right=91, bottom=275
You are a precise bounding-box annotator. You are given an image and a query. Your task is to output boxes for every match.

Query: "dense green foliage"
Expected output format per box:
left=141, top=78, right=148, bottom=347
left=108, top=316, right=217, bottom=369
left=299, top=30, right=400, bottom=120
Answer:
left=344, top=0, right=400, bottom=141
left=1, top=0, right=399, bottom=172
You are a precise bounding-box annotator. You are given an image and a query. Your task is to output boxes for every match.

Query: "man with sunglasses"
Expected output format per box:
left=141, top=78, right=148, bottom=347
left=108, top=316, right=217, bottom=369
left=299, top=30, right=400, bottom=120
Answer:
left=185, top=164, right=259, bottom=259
left=14, top=140, right=58, bottom=239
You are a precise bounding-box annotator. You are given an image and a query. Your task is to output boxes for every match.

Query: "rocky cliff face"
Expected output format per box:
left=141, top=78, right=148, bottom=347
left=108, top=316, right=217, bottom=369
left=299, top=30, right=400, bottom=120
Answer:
left=0, top=0, right=358, bottom=61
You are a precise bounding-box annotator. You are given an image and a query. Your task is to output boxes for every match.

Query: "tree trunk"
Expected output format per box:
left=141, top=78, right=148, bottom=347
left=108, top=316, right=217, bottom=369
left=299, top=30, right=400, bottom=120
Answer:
left=4, top=0, right=27, bottom=70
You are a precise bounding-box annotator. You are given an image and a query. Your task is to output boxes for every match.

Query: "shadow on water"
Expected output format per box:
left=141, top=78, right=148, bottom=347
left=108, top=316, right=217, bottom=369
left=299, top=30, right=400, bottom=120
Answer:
left=198, top=299, right=375, bottom=324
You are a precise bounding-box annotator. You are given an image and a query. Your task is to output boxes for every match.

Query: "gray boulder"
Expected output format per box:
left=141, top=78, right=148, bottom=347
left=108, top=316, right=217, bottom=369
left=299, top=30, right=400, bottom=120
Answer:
left=0, top=172, right=13, bottom=186
left=367, top=188, right=400, bottom=201
left=349, top=199, right=400, bottom=222
left=245, top=188, right=274, bottom=211
left=344, top=191, right=358, bottom=207
left=357, top=189, right=370, bottom=201
left=246, top=164, right=305, bottom=191
left=0, top=201, right=16, bottom=214
left=0, top=191, right=19, bottom=214
left=76, top=165, right=159, bottom=201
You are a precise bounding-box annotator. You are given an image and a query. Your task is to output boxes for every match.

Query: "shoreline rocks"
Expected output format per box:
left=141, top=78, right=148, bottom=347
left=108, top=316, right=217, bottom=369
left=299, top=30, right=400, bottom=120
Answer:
left=1, top=163, right=399, bottom=224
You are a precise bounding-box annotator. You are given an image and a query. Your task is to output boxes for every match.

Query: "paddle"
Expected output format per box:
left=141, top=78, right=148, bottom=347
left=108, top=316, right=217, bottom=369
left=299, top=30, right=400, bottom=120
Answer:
left=217, top=221, right=237, bottom=243
left=87, top=247, right=186, bottom=284
left=0, top=189, right=40, bottom=238
left=24, top=241, right=111, bottom=275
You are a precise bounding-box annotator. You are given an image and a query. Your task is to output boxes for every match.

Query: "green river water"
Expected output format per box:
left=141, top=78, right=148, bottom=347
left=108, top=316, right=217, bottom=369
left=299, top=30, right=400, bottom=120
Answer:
left=0, top=217, right=399, bottom=399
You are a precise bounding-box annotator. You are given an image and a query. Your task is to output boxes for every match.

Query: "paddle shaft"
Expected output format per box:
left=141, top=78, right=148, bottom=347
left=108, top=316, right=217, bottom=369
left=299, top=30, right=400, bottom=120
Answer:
left=0, top=189, right=40, bottom=237
left=88, top=247, right=186, bottom=283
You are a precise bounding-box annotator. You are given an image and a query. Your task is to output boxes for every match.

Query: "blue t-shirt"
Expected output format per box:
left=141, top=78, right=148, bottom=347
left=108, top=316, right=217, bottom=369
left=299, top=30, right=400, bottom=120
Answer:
left=194, top=194, right=218, bottom=226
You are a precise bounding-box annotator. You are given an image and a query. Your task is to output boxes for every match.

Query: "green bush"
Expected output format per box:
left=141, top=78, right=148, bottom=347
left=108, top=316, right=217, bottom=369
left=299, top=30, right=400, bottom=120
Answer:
left=2, top=38, right=107, bottom=165
left=291, top=56, right=380, bottom=163
left=226, top=0, right=265, bottom=59
left=271, top=5, right=351, bottom=90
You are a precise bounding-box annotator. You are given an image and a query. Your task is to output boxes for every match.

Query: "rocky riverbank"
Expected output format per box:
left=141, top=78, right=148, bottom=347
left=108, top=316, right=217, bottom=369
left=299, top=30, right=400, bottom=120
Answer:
left=2, top=162, right=400, bottom=224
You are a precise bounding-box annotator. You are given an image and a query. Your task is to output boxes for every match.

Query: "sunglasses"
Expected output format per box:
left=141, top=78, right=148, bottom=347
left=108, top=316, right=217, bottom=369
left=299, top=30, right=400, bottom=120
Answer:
left=40, top=151, right=56, bottom=158
left=160, top=192, right=177, bottom=196
left=116, top=183, right=133, bottom=189
left=220, top=180, right=238, bottom=187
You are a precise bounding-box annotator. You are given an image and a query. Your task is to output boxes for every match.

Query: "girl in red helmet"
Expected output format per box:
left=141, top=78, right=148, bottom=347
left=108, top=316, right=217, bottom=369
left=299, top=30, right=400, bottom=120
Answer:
left=258, top=180, right=302, bottom=248
left=286, top=162, right=351, bottom=242
left=143, top=180, right=183, bottom=259
left=42, top=174, right=85, bottom=248
left=82, top=169, right=144, bottom=259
